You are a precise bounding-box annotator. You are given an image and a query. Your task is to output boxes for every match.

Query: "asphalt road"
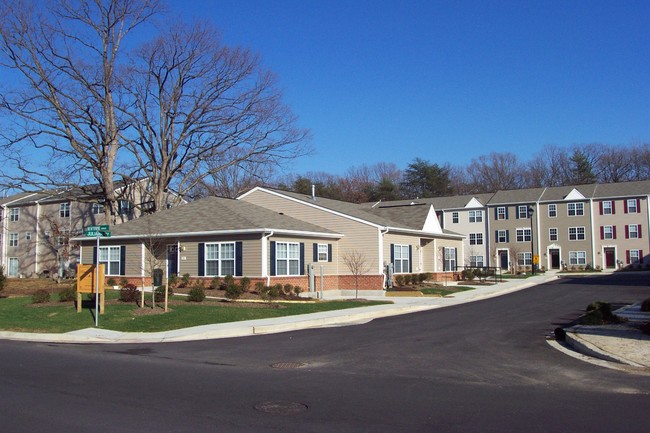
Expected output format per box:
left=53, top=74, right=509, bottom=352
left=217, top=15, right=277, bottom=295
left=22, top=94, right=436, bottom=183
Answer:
left=1, top=274, right=649, bottom=432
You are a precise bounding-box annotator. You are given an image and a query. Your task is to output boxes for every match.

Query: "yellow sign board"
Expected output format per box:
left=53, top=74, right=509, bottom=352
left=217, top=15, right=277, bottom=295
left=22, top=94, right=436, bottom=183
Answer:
left=533, top=254, right=540, bottom=265
left=76, top=264, right=105, bottom=314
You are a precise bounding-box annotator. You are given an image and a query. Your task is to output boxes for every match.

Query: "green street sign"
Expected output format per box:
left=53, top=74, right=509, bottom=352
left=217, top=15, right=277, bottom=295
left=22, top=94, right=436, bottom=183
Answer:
left=85, top=229, right=111, bottom=237
left=99, top=225, right=110, bottom=231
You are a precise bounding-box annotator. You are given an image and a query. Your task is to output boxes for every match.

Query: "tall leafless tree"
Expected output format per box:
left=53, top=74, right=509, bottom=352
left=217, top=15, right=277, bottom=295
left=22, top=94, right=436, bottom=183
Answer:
left=0, top=0, right=160, bottom=224
left=124, top=21, right=310, bottom=212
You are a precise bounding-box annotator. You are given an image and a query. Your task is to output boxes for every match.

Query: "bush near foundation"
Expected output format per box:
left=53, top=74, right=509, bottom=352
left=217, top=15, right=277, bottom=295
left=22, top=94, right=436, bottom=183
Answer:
left=58, top=286, right=76, bottom=302
left=187, top=285, right=206, bottom=302
left=119, top=284, right=139, bottom=303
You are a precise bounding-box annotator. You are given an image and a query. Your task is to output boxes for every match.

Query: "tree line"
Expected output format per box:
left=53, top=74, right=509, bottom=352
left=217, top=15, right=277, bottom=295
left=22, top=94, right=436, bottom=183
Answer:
left=252, top=142, right=649, bottom=203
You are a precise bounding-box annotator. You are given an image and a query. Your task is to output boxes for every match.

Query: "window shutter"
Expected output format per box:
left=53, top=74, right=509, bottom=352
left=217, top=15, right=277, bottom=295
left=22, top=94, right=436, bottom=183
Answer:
left=600, top=226, right=604, bottom=240
left=300, top=243, right=305, bottom=275
left=625, top=225, right=629, bottom=239
left=198, top=243, right=205, bottom=276
left=494, top=208, right=498, bottom=219
left=235, top=241, right=243, bottom=277
left=640, top=250, right=644, bottom=264
left=624, top=200, right=628, bottom=213
left=639, top=225, right=642, bottom=239
left=270, top=241, right=276, bottom=276
left=120, top=246, right=126, bottom=276
left=495, top=230, right=499, bottom=243
left=626, top=250, right=630, bottom=264
left=408, top=245, right=413, bottom=273
left=328, top=244, right=333, bottom=262
left=390, top=244, right=395, bottom=264
left=93, top=246, right=97, bottom=265
left=516, top=208, right=520, bottom=219
left=637, top=199, right=641, bottom=211
left=313, top=243, right=318, bottom=262
left=454, top=248, right=458, bottom=271
left=599, top=202, right=603, bottom=215
left=505, top=207, right=509, bottom=219
left=612, top=201, right=616, bottom=214
left=613, top=226, right=617, bottom=239
left=505, top=230, right=510, bottom=243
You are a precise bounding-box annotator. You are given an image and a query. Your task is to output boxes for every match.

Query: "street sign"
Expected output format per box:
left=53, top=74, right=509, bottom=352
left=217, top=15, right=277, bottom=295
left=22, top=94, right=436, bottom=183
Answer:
left=533, top=254, right=540, bottom=265
left=85, top=226, right=111, bottom=237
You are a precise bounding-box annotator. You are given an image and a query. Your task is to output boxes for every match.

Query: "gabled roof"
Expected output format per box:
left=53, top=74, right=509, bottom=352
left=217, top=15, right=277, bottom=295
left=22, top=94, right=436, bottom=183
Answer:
left=241, top=187, right=464, bottom=238
left=592, top=179, right=650, bottom=199
left=487, top=187, right=547, bottom=205
left=75, top=196, right=339, bottom=240
left=365, top=193, right=494, bottom=211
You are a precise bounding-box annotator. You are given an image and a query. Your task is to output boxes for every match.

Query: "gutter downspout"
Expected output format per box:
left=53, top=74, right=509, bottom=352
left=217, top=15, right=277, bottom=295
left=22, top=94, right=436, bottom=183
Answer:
left=262, top=230, right=274, bottom=286
left=536, top=188, right=546, bottom=270
left=1, top=204, right=6, bottom=269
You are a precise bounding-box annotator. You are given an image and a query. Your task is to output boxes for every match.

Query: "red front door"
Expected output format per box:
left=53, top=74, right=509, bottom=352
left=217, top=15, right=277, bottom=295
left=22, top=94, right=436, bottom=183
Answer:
left=604, top=248, right=615, bottom=268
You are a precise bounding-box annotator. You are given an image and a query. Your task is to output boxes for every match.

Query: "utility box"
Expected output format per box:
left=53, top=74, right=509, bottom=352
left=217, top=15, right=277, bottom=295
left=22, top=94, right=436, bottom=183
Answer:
left=153, top=269, right=163, bottom=286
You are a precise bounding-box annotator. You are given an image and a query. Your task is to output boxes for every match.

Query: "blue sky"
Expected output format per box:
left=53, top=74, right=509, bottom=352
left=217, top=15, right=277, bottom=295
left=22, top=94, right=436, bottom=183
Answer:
left=180, top=0, right=650, bottom=176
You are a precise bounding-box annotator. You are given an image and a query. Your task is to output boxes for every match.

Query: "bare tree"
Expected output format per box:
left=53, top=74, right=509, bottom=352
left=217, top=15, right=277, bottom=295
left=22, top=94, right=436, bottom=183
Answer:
left=0, top=0, right=160, bottom=224
left=124, top=21, right=311, bottom=212
left=342, top=249, right=371, bottom=299
left=466, top=152, right=525, bottom=192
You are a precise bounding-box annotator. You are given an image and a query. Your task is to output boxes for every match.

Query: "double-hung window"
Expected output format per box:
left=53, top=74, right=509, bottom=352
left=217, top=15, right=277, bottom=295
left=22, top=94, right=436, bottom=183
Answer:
left=602, top=225, right=615, bottom=240
left=452, top=212, right=459, bottom=224
left=9, top=208, right=19, bottom=222
left=276, top=242, right=300, bottom=276
left=443, top=247, right=456, bottom=271
left=496, top=207, right=506, bottom=220
left=567, top=202, right=584, bottom=216
left=517, top=252, right=532, bottom=266
left=568, top=227, right=586, bottom=241
left=205, top=242, right=235, bottom=276
left=627, top=224, right=640, bottom=239
left=516, top=228, right=531, bottom=242
left=549, top=228, right=558, bottom=242
left=548, top=204, right=557, bottom=217
left=9, top=233, right=18, bottom=247
left=469, top=233, right=483, bottom=245
left=517, top=205, right=528, bottom=219
left=468, top=210, right=482, bottom=223
left=626, top=199, right=638, bottom=213
left=496, top=229, right=508, bottom=243
left=469, top=255, right=484, bottom=267
left=60, top=202, right=70, bottom=218
left=317, top=243, right=329, bottom=262
left=602, top=201, right=613, bottom=215
left=92, top=203, right=105, bottom=215
left=629, top=250, right=641, bottom=264
left=569, top=251, right=587, bottom=265
left=98, top=246, right=121, bottom=275
left=393, top=244, right=410, bottom=274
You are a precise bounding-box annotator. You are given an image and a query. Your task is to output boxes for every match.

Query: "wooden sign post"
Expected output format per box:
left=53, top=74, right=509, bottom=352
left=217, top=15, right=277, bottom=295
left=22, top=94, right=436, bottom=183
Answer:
left=76, top=264, right=105, bottom=315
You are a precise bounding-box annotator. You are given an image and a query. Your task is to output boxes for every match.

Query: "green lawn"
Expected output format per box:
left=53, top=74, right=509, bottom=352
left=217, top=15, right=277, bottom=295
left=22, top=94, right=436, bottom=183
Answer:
left=419, top=286, right=475, bottom=297
left=0, top=291, right=390, bottom=333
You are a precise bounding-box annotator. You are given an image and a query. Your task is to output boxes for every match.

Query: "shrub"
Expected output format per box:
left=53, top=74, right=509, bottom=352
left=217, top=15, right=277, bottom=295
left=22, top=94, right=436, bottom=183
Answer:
left=106, top=277, right=117, bottom=287
left=32, top=289, right=51, bottom=304
left=223, top=275, right=234, bottom=288
left=0, top=265, right=5, bottom=294
left=581, top=301, right=620, bottom=325
left=168, top=273, right=179, bottom=289
left=418, top=273, right=427, bottom=283
left=293, top=285, right=302, bottom=296
left=154, top=285, right=169, bottom=302
left=271, top=284, right=283, bottom=299
left=209, top=276, right=221, bottom=290
left=395, top=275, right=404, bottom=287
left=283, top=284, right=294, bottom=295
left=640, top=298, right=650, bottom=312
left=119, top=283, right=140, bottom=303
left=58, top=286, right=76, bottom=302
left=119, top=277, right=129, bottom=288
left=424, top=272, right=433, bottom=281
left=254, top=281, right=265, bottom=293
left=461, top=269, right=475, bottom=281
left=181, top=273, right=191, bottom=288
left=187, top=286, right=206, bottom=302
left=224, top=281, right=243, bottom=300
left=585, top=263, right=593, bottom=271
left=403, top=274, right=412, bottom=285
left=240, top=277, right=251, bottom=292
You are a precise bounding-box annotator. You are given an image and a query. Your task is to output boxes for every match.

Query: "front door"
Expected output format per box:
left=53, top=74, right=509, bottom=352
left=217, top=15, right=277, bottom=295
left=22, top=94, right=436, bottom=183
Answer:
left=499, top=250, right=508, bottom=270
left=550, top=249, right=560, bottom=270
left=167, top=244, right=179, bottom=277
left=604, top=247, right=616, bottom=268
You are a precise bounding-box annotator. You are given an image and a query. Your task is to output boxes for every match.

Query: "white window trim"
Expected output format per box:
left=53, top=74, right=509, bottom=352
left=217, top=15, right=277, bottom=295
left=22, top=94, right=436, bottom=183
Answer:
left=469, top=233, right=483, bottom=245
left=9, top=208, right=19, bottom=222
left=517, top=252, right=532, bottom=266
left=627, top=199, right=638, bottom=213
left=92, top=203, right=105, bottom=215
left=516, top=228, right=531, bottom=243
left=497, top=207, right=506, bottom=220
left=568, top=226, right=586, bottom=241
left=98, top=246, right=121, bottom=276
left=517, top=205, right=528, bottom=219
left=603, top=201, right=613, bottom=215
left=317, top=243, right=329, bottom=262
left=548, top=204, right=557, bottom=218
left=628, top=224, right=639, bottom=239
left=276, top=242, right=301, bottom=276
left=629, top=249, right=641, bottom=264
left=603, top=225, right=614, bottom=240
left=60, top=202, right=71, bottom=218
left=205, top=242, right=236, bottom=277
left=393, top=244, right=410, bottom=274
left=567, top=202, right=584, bottom=217
left=469, top=255, right=484, bottom=267
left=9, top=233, right=19, bottom=247
left=549, top=228, right=558, bottom=242
left=468, top=210, right=482, bottom=223
left=451, top=212, right=459, bottom=224
left=569, top=251, right=587, bottom=265
left=497, top=230, right=507, bottom=243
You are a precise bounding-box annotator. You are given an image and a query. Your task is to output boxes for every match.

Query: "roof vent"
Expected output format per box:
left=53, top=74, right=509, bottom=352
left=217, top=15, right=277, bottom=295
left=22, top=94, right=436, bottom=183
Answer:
left=311, top=184, right=316, bottom=201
